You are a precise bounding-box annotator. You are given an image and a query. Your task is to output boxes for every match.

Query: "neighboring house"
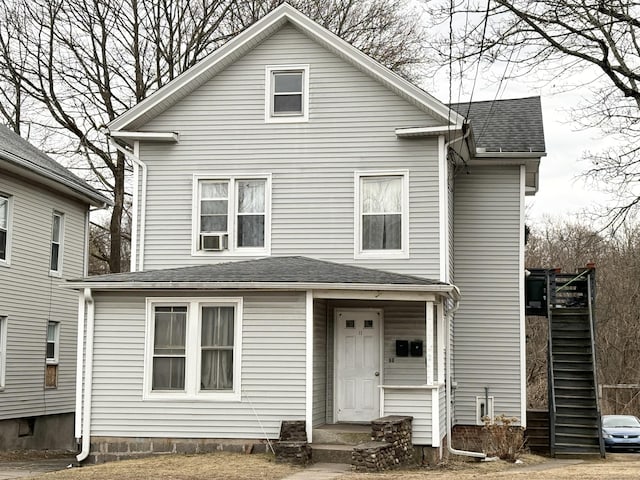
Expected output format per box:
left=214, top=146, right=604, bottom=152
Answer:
left=69, top=4, right=545, bottom=462
left=0, top=126, right=109, bottom=450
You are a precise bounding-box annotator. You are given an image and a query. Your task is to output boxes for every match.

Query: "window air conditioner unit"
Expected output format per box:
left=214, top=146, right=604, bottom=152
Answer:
left=200, top=233, right=228, bottom=251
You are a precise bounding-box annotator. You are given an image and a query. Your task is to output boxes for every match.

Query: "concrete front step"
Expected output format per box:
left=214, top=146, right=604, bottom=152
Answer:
left=313, top=424, right=371, bottom=445
left=311, top=444, right=354, bottom=464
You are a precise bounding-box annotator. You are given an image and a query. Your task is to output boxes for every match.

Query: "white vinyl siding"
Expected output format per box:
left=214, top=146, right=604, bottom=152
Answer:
left=453, top=165, right=523, bottom=424
left=138, top=24, right=441, bottom=278
left=0, top=171, right=87, bottom=420
left=383, top=388, right=432, bottom=445
left=312, top=299, right=327, bottom=427
left=90, top=291, right=306, bottom=438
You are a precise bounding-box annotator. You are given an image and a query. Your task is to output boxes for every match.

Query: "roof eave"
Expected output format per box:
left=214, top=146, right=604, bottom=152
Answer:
left=0, top=153, right=112, bottom=208
left=65, top=280, right=456, bottom=295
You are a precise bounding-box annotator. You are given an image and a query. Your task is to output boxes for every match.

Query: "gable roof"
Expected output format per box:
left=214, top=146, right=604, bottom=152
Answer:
left=450, top=97, right=546, bottom=154
left=67, top=256, right=454, bottom=295
left=108, top=3, right=464, bottom=132
left=0, top=125, right=111, bottom=207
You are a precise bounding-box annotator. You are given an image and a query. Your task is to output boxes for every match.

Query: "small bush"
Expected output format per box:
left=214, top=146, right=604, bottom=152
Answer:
left=481, top=414, right=526, bottom=462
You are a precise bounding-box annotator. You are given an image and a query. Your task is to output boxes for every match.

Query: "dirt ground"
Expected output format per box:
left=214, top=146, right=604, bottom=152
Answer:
left=19, top=451, right=640, bottom=480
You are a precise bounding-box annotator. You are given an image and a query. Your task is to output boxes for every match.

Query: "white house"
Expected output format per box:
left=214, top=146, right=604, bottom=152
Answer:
left=0, top=125, right=109, bottom=449
left=68, top=4, right=544, bottom=463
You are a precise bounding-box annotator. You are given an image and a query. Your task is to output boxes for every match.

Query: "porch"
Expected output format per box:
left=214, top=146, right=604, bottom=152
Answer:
left=307, top=296, right=448, bottom=448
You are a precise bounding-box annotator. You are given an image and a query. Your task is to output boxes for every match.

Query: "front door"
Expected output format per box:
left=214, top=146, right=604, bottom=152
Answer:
left=335, top=309, right=381, bottom=422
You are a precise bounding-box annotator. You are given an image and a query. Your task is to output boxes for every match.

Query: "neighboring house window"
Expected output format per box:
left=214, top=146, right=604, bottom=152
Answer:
left=0, top=316, right=6, bottom=389
left=0, top=194, right=10, bottom=264
left=194, top=176, right=270, bottom=255
left=265, top=65, right=309, bottom=123
left=50, top=212, right=64, bottom=275
left=145, top=298, right=242, bottom=400
left=355, top=171, right=409, bottom=258
left=45, top=321, right=59, bottom=388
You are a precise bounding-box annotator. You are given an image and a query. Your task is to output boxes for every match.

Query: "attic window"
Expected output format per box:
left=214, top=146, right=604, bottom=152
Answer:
left=265, top=65, right=309, bottom=123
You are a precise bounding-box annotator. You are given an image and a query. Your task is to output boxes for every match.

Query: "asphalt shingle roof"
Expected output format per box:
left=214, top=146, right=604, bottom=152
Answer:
left=77, top=256, right=447, bottom=287
left=450, top=96, right=546, bottom=153
left=0, top=125, right=110, bottom=206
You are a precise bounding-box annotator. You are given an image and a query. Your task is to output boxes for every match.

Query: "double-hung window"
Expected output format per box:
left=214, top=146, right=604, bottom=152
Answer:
left=50, top=212, right=64, bottom=275
left=0, top=194, right=10, bottom=264
left=195, top=176, right=270, bottom=255
left=45, top=321, right=59, bottom=388
left=265, top=65, right=309, bottom=123
left=146, top=298, right=242, bottom=400
left=355, top=171, right=409, bottom=258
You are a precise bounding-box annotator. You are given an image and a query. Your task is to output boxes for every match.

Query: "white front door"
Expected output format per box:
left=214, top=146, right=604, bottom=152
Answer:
left=335, top=309, right=382, bottom=422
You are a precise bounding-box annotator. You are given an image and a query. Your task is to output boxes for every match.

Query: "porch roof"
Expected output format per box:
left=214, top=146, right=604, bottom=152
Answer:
left=67, top=256, right=456, bottom=297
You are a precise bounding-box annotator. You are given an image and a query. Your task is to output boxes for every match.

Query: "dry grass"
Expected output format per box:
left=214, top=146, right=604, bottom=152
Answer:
left=30, top=452, right=301, bottom=480
left=339, top=453, right=640, bottom=479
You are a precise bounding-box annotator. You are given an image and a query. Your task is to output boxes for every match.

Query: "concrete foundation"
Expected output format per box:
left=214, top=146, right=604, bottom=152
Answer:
left=86, top=437, right=270, bottom=464
left=0, top=413, right=75, bottom=451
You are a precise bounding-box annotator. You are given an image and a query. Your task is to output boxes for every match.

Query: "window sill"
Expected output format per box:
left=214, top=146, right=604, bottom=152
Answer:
left=354, top=251, right=410, bottom=260
left=0, top=260, right=9, bottom=268
left=143, top=391, right=241, bottom=402
left=49, top=271, right=63, bottom=278
left=266, top=115, right=309, bottom=124
left=191, top=249, right=270, bottom=257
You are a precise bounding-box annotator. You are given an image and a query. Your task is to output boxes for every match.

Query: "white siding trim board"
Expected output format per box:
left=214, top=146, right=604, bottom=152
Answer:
left=519, top=165, right=526, bottom=428
left=305, top=290, right=313, bottom=441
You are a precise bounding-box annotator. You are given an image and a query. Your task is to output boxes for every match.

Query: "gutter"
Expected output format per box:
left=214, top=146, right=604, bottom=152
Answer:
left=445, top=287, right=486, bottom=459
left=74, top=292, right=86, bottom=445
left=77, top=288, right=95, bottom=462
left=109, top=137, right=147, bottom=272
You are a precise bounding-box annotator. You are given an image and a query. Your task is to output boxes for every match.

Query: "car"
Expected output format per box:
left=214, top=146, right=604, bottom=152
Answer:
left=601, top=415, right=640, bottom=451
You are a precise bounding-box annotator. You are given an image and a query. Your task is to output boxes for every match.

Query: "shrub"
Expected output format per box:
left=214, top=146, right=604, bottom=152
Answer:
left=481, top=414, right=526, bottom=462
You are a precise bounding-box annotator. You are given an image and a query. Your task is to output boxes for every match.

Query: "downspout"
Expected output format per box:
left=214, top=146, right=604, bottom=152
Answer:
left=445, top=286, right=486, bottom=459
left=74, top=291, right=86, bottom=446
left=109, top=137, right=147, bottom=272
left=77, top=288, right=95, bottom=463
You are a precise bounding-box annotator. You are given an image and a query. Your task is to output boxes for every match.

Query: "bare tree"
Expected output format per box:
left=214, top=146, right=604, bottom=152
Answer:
left=428, top=1, right=640, bottom=230
left=0, top=0, right=426, bottom=273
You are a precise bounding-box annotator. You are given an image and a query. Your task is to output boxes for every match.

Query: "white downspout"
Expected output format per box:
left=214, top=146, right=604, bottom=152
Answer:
left=109, top=138, right=147, bottom=272
left=74, top=291, right=86, bottom=445
left=445, top=287, right=485, bottom=459
left=77, top=288, right=95, bottom=462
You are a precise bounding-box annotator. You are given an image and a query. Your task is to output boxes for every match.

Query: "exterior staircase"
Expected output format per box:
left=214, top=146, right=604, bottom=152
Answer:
left=547, top=270, right=605, bottom=458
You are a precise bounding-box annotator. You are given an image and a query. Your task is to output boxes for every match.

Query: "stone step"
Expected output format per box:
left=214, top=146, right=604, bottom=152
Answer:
left=310, top=444, right=353, bottom=464
left=313, top=424, right=371, bottom=445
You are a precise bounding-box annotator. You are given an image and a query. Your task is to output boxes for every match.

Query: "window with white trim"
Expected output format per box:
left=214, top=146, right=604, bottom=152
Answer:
left=0, top=194, right=10, bottom=264
left=195, top=177, right=270, bottom=255
left=0, top=317, right=6, bottom=388
left=45, top=321, right=59, bottom=388
left=265, top=65, right=309, bottom=123
left=355, top=172, right=409, bottom=258
left=50, top=212, right=64, bottom=275
left=145, top=298, right=242, bottom=400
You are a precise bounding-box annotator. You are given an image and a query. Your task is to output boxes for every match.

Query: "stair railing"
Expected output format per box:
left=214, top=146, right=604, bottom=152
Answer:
left=546, top=270, right=557, bottom=456
left=586, top=270, right=606, bottom=458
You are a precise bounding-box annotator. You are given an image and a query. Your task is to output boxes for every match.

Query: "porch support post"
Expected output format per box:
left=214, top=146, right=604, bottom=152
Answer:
left=426, top=301, right=434, bottom=385
left=305, top=290, right=314, bottom=443
left=436, top=302, right=445, bottom=383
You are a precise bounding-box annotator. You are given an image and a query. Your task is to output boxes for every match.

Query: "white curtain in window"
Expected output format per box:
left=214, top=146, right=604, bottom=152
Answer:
left=201, top=306, right=234, bottom=390
left=362, top=176, right=402, bottom=250
left=237, top=180, right=265, bottom=247
left=153, top=307, right=187, bottom=390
